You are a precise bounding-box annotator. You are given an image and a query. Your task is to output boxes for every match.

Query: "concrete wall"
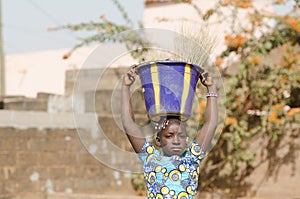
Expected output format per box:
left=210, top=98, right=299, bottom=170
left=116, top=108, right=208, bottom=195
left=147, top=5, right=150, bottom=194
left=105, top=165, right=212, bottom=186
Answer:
left=0, top=67, right=149, bottom=198
left=0, top=111, right=139, bottom=198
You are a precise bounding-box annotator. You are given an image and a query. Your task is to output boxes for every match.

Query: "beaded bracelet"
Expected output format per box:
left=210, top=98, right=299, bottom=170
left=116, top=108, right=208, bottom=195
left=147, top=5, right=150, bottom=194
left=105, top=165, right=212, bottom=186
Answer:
left=206, top=92, right=218, bottom=97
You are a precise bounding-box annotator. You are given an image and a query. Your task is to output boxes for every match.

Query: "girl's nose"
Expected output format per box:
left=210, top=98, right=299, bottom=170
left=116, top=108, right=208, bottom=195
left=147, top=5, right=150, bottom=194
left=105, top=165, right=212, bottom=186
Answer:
left=172, top=136, right=180, bottom=144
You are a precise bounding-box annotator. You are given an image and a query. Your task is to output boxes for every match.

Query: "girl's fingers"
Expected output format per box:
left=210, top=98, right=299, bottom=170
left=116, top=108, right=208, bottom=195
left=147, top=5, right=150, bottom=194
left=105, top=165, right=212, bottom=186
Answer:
left=200, top=71, right=214, bottom=86
left=123, top=65, right=138, bottom=86
left=127, top=73, right=132, bottom=80
left=129, top=64, right=138, bottom=74
left=200, top=71, right=209, bottom=83
left=128, top=68, right=136, bottom=76
left=126, top=70, right=136, bottom=83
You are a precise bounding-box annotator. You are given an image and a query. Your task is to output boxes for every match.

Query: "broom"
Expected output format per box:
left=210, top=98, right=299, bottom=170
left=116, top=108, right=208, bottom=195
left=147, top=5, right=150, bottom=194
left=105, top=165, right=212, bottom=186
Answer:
left=139, top=20, right=220, bottom=68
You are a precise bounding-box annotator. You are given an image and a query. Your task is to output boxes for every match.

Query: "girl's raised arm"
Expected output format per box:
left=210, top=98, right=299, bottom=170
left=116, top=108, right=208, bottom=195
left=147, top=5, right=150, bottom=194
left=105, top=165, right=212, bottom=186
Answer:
left=121, top=68, right=146, bottom=153
left=195, top=72, right=218, bottom=152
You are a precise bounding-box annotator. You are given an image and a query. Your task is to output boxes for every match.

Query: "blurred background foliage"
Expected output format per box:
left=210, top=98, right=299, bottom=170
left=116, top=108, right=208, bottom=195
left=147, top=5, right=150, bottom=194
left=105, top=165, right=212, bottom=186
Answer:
left=52, top=0, right=300, bottom=198
left=193, top=0, right=300, bottom=197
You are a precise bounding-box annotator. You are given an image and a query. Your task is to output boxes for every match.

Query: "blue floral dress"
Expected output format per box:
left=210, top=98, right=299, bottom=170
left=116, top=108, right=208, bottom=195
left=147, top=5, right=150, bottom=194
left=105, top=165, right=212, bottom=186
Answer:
left=138, top=141, right=206, bottom=199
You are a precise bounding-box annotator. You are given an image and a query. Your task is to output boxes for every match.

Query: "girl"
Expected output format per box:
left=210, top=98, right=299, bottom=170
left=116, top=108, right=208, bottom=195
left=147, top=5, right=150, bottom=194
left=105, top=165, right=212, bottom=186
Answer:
left=121, top=66, right=218, bottom=199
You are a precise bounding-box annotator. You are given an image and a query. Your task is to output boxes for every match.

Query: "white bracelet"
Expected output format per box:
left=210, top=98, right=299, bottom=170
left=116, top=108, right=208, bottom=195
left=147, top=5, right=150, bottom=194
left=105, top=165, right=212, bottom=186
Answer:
left=206, top=92, right=218, bottom=97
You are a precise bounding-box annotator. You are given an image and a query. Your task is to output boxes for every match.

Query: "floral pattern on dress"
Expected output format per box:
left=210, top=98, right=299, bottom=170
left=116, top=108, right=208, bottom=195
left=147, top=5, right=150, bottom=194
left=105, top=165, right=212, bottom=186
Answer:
left=138, top=141, right=206, bottom=199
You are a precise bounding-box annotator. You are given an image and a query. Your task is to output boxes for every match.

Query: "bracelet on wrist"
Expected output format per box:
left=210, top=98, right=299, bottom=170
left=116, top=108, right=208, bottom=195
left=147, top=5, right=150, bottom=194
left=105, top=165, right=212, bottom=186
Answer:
left=206, top=92, right=218, bottom=97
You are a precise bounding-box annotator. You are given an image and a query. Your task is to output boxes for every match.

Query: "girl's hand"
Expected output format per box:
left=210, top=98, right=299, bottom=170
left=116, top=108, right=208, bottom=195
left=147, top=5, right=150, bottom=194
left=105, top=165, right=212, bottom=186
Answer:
left=201, top=72, right=217, bottom=93
left=123, top=67, right=137, bottom=86
left=200, top=72, right=213, bottom=87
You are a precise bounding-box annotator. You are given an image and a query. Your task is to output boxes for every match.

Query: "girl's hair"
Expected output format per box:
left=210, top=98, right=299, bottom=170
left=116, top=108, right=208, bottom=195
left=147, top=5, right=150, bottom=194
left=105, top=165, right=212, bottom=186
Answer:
left=153, top=116, right=186, bottom=134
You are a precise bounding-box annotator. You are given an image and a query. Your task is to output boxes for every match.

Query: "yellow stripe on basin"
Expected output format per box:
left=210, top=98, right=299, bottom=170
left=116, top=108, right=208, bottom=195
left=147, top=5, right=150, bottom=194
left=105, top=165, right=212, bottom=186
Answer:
left=150, top=62, right=160, bottom=114
left=180, top=63, right=191, bottom=114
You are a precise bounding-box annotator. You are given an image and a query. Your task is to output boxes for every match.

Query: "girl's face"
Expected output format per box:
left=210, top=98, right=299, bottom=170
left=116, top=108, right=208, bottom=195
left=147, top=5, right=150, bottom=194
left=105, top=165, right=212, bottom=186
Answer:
left=156, top=121, right=188, bottom=157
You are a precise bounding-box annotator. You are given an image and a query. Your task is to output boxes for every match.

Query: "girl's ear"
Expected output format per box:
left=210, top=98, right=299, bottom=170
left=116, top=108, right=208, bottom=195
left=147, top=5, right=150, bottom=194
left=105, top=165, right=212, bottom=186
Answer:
left=155, top=136, right=161, bottom=147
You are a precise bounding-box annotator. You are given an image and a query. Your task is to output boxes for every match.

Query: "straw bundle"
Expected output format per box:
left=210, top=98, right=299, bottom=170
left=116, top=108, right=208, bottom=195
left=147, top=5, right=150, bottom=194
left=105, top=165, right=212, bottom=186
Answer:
left=174, top=21, right=220, bottom=67
left=142, top=21, right=220, bottom=67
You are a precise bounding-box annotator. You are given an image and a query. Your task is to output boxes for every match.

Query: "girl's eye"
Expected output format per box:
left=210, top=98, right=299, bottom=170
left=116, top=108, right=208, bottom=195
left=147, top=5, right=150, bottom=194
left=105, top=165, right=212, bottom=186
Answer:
left=178, top=133, right=187, bottom=138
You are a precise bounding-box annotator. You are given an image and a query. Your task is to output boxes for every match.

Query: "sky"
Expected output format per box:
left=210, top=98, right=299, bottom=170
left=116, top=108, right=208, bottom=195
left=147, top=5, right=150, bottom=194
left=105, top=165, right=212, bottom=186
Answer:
left=274, top=0, right=298, bottom=14
left=2, top=0, right=144, bottom=54
left=3, top=0, right=298, bottom=55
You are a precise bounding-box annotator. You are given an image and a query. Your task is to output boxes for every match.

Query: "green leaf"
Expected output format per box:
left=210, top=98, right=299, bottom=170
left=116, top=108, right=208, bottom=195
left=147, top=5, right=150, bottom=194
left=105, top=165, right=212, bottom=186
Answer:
left=265, top=41, right=273, bottom=50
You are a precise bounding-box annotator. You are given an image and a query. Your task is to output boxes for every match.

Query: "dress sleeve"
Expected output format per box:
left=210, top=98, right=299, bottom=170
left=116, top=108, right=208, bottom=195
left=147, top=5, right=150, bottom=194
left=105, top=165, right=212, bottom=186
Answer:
left=189, top=141, right=207, bottom=162
left=137, top=141, right=156, bottom=163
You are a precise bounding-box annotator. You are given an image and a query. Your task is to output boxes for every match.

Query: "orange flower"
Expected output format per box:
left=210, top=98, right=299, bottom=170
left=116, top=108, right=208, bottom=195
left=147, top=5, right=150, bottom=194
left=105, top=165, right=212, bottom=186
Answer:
left=289, top=64, right=296, bottom=70
left=276, top=119, right=284, bottom=124
left=221, top=0, right=252, bottom=8
left=234, top=34, right=247, bottom=47
left=268, top=112, right=284, bottom=124
left=221, top=0, right=234, bottom=6
left=198, top=115, right=204, bottom=121
left=287, top=107, right=300, bottom=117
left=225, top=34, right=246, bottom=48
left=214, top=58, right=224, bottom=67
left=280, top=76, right=287, bottom=83
left=226, top=117, right=237, bottom=125
left=268, top=112, right=277, bottom=121
left=197, top=101, right=207, bottom=113
left=224, top=34, right=231, bottom=42
left=271, top=104, right=284, bottom=111
left=99, top=15, right=105, bottom=19
left=275, top=0, right=285, bottom=4
left=237, top=2, right=251, bottom=8
left=285, top=16, right=300, bottom=32
left=248, top=56, right=261, bottom=64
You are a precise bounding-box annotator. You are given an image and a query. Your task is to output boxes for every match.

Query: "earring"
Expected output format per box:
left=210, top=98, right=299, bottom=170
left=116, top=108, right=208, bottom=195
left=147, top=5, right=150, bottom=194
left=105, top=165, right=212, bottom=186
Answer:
left=185, top=137, right=189, bottom=144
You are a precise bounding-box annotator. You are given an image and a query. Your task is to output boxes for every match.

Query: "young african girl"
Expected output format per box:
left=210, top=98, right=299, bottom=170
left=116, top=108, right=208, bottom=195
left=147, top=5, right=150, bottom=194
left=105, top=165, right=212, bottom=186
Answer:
left=121, top=66, right=218, bottom=199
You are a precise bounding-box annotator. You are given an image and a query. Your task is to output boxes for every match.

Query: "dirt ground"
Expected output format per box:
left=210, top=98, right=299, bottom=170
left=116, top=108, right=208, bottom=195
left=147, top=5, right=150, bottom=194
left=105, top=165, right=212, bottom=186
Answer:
left=102, top=157, right=300, bottom=199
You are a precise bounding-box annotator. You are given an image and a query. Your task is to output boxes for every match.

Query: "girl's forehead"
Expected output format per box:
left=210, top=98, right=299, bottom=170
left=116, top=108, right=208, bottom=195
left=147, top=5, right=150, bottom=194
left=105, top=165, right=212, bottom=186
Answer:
left=167, top=119, right=183, bottom=125
left=163, top=122, right=187, bottom=132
